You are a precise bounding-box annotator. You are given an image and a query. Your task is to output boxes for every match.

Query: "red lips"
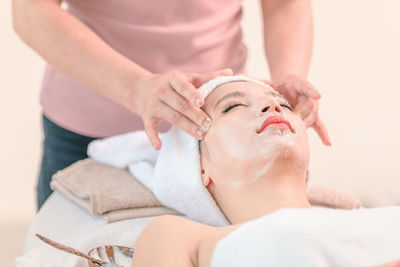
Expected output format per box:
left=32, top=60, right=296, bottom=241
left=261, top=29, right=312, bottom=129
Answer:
left=256, top=116, right=294, bottom=134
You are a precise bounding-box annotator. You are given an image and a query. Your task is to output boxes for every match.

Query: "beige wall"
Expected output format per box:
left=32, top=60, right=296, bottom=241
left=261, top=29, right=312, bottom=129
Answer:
left=1, top=0, right=400, bottom=264
left=1, top=1, right=44, bottom=222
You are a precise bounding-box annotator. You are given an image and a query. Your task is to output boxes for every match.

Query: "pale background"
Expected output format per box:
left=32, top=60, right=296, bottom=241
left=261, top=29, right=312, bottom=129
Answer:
left=1, top=0, right=399, bottom=265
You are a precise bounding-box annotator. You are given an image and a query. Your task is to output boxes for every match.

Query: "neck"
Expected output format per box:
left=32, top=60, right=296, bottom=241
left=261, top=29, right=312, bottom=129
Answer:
left=217, top=162, right=312, bottom=224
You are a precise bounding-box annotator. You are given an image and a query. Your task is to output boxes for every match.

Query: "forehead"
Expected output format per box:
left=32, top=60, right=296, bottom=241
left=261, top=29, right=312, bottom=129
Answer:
left=203, top=81, right=276, bottom=108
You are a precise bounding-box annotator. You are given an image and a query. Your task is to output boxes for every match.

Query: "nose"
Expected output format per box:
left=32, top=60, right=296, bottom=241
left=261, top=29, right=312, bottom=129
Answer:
left=260, top=100, right=282, bottom=114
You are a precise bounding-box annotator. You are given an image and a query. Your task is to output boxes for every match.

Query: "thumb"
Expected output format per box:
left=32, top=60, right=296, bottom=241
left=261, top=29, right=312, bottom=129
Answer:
left=143, top=118, right=162, bottom=150
left=298, top=82, right=321, bottom=99
left=190, top=68, right=234, bottom=88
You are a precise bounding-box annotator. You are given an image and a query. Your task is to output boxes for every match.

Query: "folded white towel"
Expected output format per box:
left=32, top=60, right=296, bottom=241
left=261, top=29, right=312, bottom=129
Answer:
left=88, top=75, right=312, bottom=226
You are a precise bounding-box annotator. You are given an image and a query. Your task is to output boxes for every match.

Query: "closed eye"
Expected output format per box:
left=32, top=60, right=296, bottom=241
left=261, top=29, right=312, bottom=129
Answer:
left=222, top=103, right=243, bottom=113
left=281, top=104, right=293, bottom=111
left=223, top=103, right=293, bottom=113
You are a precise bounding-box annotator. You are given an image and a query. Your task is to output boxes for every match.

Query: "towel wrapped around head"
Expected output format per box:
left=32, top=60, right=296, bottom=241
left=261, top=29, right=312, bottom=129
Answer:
left=88, top=75, right=312, bottom=226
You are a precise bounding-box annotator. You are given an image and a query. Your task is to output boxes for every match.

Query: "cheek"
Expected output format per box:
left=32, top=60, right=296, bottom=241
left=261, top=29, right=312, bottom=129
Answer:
left=204, top=116, right=260, bottom=186
left=208, top=116, right=258, bottom=161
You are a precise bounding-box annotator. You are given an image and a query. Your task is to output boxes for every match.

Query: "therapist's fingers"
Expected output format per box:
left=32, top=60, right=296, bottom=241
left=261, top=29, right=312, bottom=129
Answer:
left=160, top=84, right=211, bottom=133
left=303, top=112, right=317, bottom=128
left=294, top=95, right=314, bottom=120
left=143, top=117, right=162, bottom=150
left=301, top=81, right=321, bottom=99
left=169, top=71, right=206, bottom=107
left=154, top=101, right=207, bottom=141
left=271, top=74, right=321, bottom=100
left=312, top=118, right=332, bottom=146
left=143, top=100, right=209, bottom=151
left=293, top=78, right=321, bottom=99
left=303, top=102, right=319, bottom=127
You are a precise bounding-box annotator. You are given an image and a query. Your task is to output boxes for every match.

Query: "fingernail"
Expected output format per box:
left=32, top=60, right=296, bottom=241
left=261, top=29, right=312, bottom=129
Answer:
left=203, top=117, right=211, bottom=129
left=325, top=139, right=332, bottom=146
left=195, top=98, right=203, bottom=108
left=313, top=91, right=321, bottom=98
left=196, top=129, right=205, bottom=139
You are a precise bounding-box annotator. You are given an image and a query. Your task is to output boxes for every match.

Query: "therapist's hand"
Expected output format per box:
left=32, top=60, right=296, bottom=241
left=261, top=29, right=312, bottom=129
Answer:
left=130, top=69, right=233, bottom=150
left=263, top=74, right=331, bottom=146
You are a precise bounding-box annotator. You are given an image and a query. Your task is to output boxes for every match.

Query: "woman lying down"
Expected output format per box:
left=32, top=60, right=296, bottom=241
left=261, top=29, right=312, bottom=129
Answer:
left=92, top=76, right=400, bottom=267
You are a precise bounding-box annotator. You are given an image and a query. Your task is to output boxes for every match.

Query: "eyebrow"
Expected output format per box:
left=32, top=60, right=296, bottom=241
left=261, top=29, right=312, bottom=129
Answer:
left=213, top=90, right=288, bottom=111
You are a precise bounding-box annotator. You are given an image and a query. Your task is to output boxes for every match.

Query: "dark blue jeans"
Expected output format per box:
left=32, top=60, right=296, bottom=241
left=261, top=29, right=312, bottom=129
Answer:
left=36, top=114, right=97, bottom=212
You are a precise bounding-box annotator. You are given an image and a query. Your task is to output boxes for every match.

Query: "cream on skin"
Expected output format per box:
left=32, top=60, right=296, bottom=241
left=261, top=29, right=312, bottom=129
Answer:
left=199, top=81, right=312, bottom=224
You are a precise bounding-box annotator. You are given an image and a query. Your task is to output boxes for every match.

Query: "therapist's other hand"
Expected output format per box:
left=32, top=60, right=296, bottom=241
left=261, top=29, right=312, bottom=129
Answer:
left=264, top=74, right=331, bottom=146
left=130, top=69, right=233, bottom=150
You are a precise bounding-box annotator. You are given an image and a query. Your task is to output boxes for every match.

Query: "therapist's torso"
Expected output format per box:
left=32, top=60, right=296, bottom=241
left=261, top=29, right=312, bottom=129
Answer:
left=40, top=0, right=248, bottom=138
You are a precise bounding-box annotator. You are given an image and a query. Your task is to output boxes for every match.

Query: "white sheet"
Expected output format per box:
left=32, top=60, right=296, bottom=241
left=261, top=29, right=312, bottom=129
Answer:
left=211, top=206, right=400, bottom=267
left=14, top=192, right=186, bottom=267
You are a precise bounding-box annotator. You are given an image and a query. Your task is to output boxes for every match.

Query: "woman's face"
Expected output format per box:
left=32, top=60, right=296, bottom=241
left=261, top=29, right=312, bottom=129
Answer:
left=200, top=81, right=310, bottom=189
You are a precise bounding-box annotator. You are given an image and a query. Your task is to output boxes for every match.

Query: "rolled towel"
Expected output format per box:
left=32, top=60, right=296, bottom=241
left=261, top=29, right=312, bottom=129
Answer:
left=88, top=75, right=314, bottom=226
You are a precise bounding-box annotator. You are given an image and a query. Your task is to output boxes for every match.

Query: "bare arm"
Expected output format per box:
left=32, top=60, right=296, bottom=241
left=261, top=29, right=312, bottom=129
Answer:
left=11, top=0, right=150, bottom=110
left=132, top=215, right=242, bottom=267
left=132, top=215, right=199, bottom=267
left=261, top=0, right=313, bottom=80
left=12, top=0, right=231, bottom=148
left=260, top=0, right=333, bottom=146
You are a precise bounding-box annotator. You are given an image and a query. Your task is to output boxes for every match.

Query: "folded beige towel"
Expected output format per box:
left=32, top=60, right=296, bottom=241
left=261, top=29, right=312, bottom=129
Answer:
left=51, top=158, right=361, bottom=223
left=50, top=158, right=180, bottom=222
left=306, top=183, right=362, bottom=210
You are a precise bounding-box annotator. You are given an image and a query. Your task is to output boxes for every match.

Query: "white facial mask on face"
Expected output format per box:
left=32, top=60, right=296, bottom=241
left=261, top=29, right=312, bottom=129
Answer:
left=206, top=100, right=308, bottom=189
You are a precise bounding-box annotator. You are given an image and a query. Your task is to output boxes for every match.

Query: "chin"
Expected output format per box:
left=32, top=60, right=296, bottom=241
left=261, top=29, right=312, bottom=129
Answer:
left=275, top=146, right=309, bottom=173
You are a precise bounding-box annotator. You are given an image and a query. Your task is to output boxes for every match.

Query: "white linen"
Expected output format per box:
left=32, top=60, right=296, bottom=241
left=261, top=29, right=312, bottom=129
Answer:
left=211, top=206, right=400, bottom=267
left=14, top=192, right=186, bottom=267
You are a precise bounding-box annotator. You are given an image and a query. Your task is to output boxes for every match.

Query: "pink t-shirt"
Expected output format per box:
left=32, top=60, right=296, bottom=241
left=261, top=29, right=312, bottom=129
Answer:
left=40, top=0, right=248, bottom=138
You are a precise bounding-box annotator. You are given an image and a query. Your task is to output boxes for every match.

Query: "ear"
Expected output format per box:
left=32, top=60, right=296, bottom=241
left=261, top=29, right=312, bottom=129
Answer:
left=201, top=169, right=211, bottom=187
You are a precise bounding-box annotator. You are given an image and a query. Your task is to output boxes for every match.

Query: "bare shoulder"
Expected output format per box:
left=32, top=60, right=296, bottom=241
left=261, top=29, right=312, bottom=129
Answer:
left=197, top=223, right=243, bottom=267
left=131, top=215, right=208, bottom=267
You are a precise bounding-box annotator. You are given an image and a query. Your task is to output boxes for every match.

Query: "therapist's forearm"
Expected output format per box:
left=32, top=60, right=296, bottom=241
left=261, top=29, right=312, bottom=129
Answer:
left=12, top=0, right=150, bottom=108
left=261, top=0, right=313, bottom=80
